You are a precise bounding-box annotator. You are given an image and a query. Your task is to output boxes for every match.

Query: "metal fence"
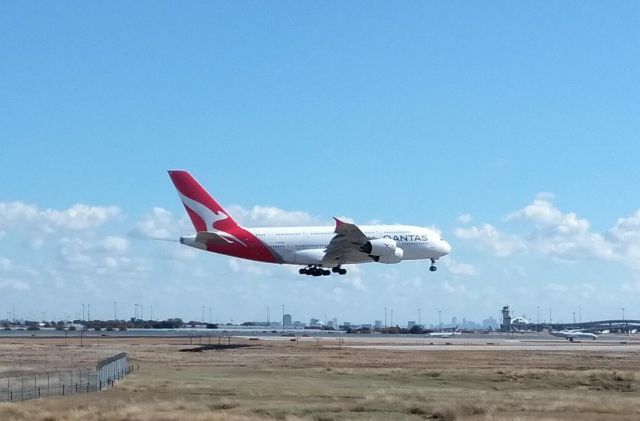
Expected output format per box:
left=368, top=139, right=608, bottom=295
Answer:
left=0, top=353, right=132, bottom=402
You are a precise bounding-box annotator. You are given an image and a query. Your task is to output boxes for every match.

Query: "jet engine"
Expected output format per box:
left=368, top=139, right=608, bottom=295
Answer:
left=377, top=247, right=404, bottom=264
left=360, top=238, right=397, bottom=256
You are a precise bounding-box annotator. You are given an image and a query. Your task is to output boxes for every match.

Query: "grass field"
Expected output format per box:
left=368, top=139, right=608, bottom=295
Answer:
left=0, top=336, right=639, bottom=420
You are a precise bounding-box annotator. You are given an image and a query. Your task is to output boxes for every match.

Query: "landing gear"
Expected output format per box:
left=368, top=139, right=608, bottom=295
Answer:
left=429, top=259, right=438, bottom=272
left=331, top=266, right=347, bottom=275
left=299, top=265, right=346, bottom=276
left=299, top=266, right=331, bottom=276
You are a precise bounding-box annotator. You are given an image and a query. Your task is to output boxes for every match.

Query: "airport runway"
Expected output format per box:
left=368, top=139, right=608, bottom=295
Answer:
left=238, top=333, right=640, bottom=352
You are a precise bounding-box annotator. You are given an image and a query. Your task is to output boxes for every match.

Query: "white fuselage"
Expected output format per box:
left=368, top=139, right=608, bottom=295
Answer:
left=248, top=224, right=449, bottom=266
left=550, top=330, right=597, bottom=341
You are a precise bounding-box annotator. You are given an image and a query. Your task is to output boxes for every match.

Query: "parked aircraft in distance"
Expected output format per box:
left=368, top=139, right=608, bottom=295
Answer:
left=168, top=170, right=451, bottom=276
left=550, top=330, right=598, bottom=342
left=427, top=329, right=461, bottom=338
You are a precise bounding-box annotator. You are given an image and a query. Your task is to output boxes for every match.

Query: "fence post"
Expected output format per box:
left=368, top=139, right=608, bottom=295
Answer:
left=86, top=382, right=89, bottom=393
left=62, top=384, right=65, bottom=395
left=10, top=390, right=12, bottom=402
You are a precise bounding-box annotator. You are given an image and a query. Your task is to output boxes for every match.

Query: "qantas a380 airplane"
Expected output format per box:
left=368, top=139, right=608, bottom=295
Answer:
left=168, top=170, right=451, bottom=277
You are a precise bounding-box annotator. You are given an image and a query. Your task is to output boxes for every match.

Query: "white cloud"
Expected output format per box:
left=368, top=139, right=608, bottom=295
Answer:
left=56, top=235, right=141, bottom=275
left=0, top=201, right=121, bottom=234
left=0, top=257, right=11, bottom=271
left=227, top=205, right=320, bottom=227
left=42, top=204, right=121, bottom=230
left=543, top=282, right=568, bottom=293
left=454, top=223, right=525, bottom=256
left=457, top=213, right=473, bottom=224
left=0, top=279, right=30, bottom=291
left=442, top=258, right=477, bottom=276
left=132, top=207, right=183, bottom=239
left=455, top=195, right=640, bottom=266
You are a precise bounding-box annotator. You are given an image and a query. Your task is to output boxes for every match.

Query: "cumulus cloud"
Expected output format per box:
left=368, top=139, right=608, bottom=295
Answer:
left=455, top=195, right=640, bottom=268
left=0, top=257, right=11, bottom=271
left=227, top=205, right=320, bottom=227
left=442, top=258, right=477, bottom=276
left=56, top=235, right=142, bottom=275
left=457, top=213, right=473, bottom=224
left=0, top=201, right=121, bottom=234
left=454, top=223, right=526, bottom=256
left=132, top=207, right=180, bottom=239
left=0, top=279, right=29, bottom=291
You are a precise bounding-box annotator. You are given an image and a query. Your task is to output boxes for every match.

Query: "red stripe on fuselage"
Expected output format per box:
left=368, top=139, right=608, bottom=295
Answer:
left=203, top=227, right=281, bottom=263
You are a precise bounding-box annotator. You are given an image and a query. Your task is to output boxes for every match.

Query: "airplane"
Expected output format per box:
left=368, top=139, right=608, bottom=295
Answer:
left=167, top=170, right=451, bottom=276
left=427, top=328, right=461, bottom=338
left=550, top=329, right=598, bottom=342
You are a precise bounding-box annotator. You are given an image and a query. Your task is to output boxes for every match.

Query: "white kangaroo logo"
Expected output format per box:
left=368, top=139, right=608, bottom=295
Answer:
left=179, top=192, right=246, bottom=247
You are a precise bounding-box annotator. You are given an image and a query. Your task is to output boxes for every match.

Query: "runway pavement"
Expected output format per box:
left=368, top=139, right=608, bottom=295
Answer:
left=238, top=332, right=640, bottom=352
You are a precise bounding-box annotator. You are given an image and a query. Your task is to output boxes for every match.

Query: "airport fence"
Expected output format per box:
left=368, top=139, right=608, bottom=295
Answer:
left=0, top=353, right=132, bottom=402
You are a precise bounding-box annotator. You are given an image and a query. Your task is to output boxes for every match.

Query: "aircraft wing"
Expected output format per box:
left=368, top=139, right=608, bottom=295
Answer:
left=322, top=218, right=370, bottom=265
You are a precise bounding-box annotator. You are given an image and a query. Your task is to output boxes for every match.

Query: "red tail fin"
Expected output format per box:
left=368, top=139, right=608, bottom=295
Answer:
left=167, top=170, right=238, bottom=232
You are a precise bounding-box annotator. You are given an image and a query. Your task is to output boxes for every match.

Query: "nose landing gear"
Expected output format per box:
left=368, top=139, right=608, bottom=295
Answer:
left=429, top=259, right=438, bottom=272
left=332, top=266, right=347, bottom=275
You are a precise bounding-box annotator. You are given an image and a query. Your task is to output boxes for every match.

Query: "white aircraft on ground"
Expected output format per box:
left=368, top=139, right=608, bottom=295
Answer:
left=427, top=329, right=461, bottom=338
left=550, top=330, right=598, bottom=342
left=168, top=170, right=451, bottom=276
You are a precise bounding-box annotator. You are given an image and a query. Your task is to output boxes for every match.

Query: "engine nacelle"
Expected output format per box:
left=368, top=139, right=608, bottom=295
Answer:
left=360, top=238, right=397, bottom=256
left=377, top=247, right=404, bottom=264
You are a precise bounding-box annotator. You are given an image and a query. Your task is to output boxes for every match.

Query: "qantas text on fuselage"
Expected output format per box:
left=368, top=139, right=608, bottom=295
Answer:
left=168, top=170, right=451, bottom=277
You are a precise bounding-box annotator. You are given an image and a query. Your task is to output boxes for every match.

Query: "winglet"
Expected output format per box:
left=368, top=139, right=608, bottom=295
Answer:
left=333, top=217, right=345, bottom=232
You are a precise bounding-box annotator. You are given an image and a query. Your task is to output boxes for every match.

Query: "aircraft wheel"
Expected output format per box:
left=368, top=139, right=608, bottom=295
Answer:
left=299, top=268, right=306, bottom=275
left=323, top=270, right=331, bottom=276
left=429, top=265, right=437, bottom=272
left=339, top=269, right=347, bottom=275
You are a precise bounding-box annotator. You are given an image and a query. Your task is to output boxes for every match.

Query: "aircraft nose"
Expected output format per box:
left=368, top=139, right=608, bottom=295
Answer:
left=440, top=240, right=452, bottom=255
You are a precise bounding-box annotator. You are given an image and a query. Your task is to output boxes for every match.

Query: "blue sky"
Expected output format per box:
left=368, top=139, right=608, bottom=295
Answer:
left=1, top=2, right=639, bottom=325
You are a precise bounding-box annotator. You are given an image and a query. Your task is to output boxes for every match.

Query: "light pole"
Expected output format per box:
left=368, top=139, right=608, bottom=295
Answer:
left=390, top=309, right=394, bottom=327
left=572, top=311, right=576, bottom=324
left=622, top=307, right=625, bottom=321
left=384, top=307, right=387, bottom=329
left=579, top=305, right=582, bottom=324
left=282, top=304, right=285, bottom=334
left=536, top=306, right=540, bottom=324
left=438, top=310, right=442, bottom=330
left=113, top=301, right=117, bottom=321
left=418, top=308, right=421, bottom=327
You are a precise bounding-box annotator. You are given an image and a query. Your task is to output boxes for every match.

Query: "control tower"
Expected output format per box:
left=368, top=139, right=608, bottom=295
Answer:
left=501, top=305, right=512, bottom=332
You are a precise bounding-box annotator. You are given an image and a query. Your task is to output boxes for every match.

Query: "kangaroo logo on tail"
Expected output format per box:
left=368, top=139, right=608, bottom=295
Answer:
left=168, top=170, right=246, bottom=246
left=177, top=191, right=229, bottom=231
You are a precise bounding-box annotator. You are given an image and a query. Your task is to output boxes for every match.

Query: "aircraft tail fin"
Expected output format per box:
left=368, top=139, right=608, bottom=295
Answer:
left=167, top=170, right=239, bottom=232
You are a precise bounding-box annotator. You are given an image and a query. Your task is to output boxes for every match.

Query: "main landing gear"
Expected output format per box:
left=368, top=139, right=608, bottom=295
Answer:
left=429, top=259, right=438, bottom=272
left=299, top=265, right=347, bottom=276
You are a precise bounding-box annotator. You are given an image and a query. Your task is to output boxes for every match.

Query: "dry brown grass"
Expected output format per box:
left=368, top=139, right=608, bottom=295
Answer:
left=0, top=337, right=639, bottom=420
